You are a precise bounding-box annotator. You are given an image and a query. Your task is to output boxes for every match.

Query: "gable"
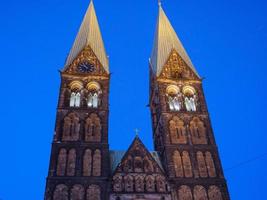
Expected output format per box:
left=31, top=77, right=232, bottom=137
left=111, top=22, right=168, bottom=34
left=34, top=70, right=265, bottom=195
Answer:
left=158, top=49, right=200, bottom=80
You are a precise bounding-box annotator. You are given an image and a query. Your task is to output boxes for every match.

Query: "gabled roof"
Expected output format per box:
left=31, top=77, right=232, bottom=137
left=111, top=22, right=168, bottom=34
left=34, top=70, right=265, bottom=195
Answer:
left=64, top=1, right=109, bottom=72
left=150, top=5, right=200, bottom=78
left=110, top=136, right=164, bottom=174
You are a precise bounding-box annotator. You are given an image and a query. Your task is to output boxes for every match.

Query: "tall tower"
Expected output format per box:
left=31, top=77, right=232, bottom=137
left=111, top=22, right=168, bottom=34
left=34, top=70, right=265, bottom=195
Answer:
left=149, top=5, right=230, bottom=200
left=45, top=1, right=110, bottom=200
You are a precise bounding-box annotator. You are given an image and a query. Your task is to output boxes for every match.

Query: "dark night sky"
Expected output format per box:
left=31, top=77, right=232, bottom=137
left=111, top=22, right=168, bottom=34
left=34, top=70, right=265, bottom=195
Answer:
left=0, top=0, right=267, bottom=199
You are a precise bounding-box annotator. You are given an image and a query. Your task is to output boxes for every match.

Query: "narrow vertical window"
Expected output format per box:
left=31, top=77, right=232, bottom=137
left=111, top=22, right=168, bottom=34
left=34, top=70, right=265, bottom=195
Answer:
left=173, top=150, right=184, bottom=177
left=56, top=149, right=67, bottom=176
left=83, top=149, right=92, bottom=176
left=53, top=184, right=68, bottom=200
left=93, top=149, right=101, bottom=176
left=197, top=151, right=208, bottom=178
left=70, top=184, right=84, bottom=200
left=178, top=185, right=193, bottom=200
left=193, top=185, right=208, bottom=200
left=67, top=148, right=76, bottom=176
left=182, top=151, right=193, bottom=177
left=205, top=152, right=216, bottom=177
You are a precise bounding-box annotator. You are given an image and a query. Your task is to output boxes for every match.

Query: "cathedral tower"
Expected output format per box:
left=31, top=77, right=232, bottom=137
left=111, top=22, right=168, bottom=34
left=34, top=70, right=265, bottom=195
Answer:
left=45, top=1, right=110, bottom=199
left=149, top=4, right=231, bottom=200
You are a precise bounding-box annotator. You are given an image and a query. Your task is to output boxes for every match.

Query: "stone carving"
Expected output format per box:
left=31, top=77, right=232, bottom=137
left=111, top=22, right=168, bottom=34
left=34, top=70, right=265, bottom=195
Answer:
left=197, top=151, right=208, bottom=178
left=93, top=149, right=101, bottom=176
left=56, top=148, right=67, bottom=176
left=113, top=175, right=123, bottom=192
left=70, top=184, right=84, bottom=200
left=53, top=184, right=68, bottom=200
left=144, top=156, right=154, bottom=173
left=83, top=149, right=92, bottom=176
left=85, top=113, right=101, bottom=142
left=205, top=152, right=216, bottom=177
left=169, top=117, right=187, bottom=144
left=156, top=176, right=166, bottom=193
left=124, top=175, right=134, bottom=192
left=178, top=185, right=193, bottom=200
left=145, top=175, right=155, bottom=192
left=190, top=117, right=207, bottom=144
left=67, top=148, right=76, bottom=176
left=62, top=113, right=80, bottom=141
left=182, top=151, right=193, bottom=178
left=123, top=156, right=133, bottom=172
left=135, top=175, right=145, bottom=192
left=208, top=186, right=223, bottom=200
left=193, top=185, right=208, bottom=200
left=134, top=156, right=143, bottom=173
left=173, top=150, right=184, bottom=177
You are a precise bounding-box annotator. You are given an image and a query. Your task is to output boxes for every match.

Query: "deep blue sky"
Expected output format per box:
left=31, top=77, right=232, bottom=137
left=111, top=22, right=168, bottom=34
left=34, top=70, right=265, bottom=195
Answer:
left=0, top=0, right=267, bottom=199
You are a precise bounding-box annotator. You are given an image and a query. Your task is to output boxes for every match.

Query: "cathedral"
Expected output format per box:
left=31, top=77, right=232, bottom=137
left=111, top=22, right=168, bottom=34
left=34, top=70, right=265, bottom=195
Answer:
left=44, top=1, right=230, bottom=200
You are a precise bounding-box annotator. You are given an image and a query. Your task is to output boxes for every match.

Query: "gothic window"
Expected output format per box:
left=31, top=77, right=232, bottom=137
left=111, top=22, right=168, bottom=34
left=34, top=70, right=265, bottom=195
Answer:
left=124, top=175, right=134, bottom=192
left=182, top=151, right=193, bottom=178
left=67, top=148, right=76, bottom=176
left=70, top=184, right=84, bottom=200
left=144, top=156, right=154, bottom=172
left=83, top=149, right=92, bottom=176
left=85, top=113, right=101, bottom=142
left=123, top=156, right=133, bottom=172
left=197, top=151, right=208, bottom=178
left=183, top=86, right=197, bottom=112
left=189, top=117, right=207, bottom=144
left=92, top=149, right=101, bottom=176
left=69, top=81, right=83, bottom=107
left=56, top=148, right=67, bottom=176
left=178, top=185, right=192, bottom=200
left=145, top=175, right=155, bottom=192
left=208, top=186, right=223, bottom=200
left=169, top=117, right=187, bottom=144
left=70, top=92, right=81, bottom=107
left=62, top=113, right=80, bottom=141
left=134, top=156, right=143, bottom=173
left=205, top=152, right=216, bottom=177
left=135, top=175, right=145, bottom=192
left=166, top=85, right=183, bottom=111
left=113, top=175, right=123, bottom=192
left=86, top=82, right=101, bottom=108
left=87, top=185, right=101, bottom=200
left=173, top=150, right=184, bottom=177
left=53, top=184, right=68, bottom=200
left=193, top=185, right=208, bottom=200
left=156, top=176, right=166, bottom=193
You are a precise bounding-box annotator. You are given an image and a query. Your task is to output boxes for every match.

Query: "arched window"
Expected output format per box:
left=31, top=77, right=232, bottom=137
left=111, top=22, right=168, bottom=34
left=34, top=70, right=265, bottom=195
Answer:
left=208, top=186, right=223, bottom=200
left=93, top=149, right=101, bottom=176
left=135, top=175, right=145, bottom=192
left=169, top=117, right=187, bottom=144
left=70, top=184, right=84, bottom=200
left=173, top=150, right=183, bottom=177
left=193, top=185, right=208, bottom=200
left=87, top=185, right=101, bottom=200
left=83, top=149, right=92, bottom=176
left=53, top=184, right=68, bottom=200
left=145, top=175, right=155, bottom=192
left=189, top=117, right=207, bottom=144
left=182, top=151, right=193, bottom=178
left=166, top=85, right=182, bottom=111
left=67, top=148, right=76, bottom=176
left=85, top=113, right=101, bottom=142
left=69, top=81, right=83, bottom=108
left=183, top=86, right=197, bottom=112
left=205, top=152, right=216, bottom=177
left=124, top=175, right=134, bottom=192
left=87, top=82, right=101, bottom=108
left=62, top=113, right=80, bottom=141
left=197, top=151, right=208, bottom=178
left=178, top=185, right=192, bottom=200
left=56, top=148, right=67, bottom=176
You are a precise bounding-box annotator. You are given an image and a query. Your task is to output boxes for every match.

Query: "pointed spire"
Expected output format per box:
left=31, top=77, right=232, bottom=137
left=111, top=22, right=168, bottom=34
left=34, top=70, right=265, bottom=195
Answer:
left=150, top=5, right=200, bottom=78
left=64, top=0, right=109, bottom=73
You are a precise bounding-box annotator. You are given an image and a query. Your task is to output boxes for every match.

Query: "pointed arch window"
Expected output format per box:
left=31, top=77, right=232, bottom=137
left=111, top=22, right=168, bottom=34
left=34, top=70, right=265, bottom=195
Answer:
left=62, top=113, right=80, bottom=141
left=189, top=117, right=207, bottom=144
left=208, top=186, right=223, bottom=200
left=87, top=82, right=101, bottom=108
left=85, top=113, right=101, bottom=142
left=166, top=85, right=182, bottom=111
left=66, top=148, right=76, bottom=176
left=173, top=150, right=183, bottom=177
left=197, top=151, right=208, bottom=178
left=182, top=151, right=193, bottom=178
left=178, top=185, right=193, bottom=200
left=205, top=152, right=216, bottom=177
left=169, top=117, right=187, bottom=144
left=53, top=184, right=68, bottom=200
left=83, top=149, right=92, bottom=176
left=69, top=81, right=83, bottom=108
left=87, top=185, right=101, bottom=200
left=70, top=184, right=84, bottom=200
left=183, top=86, right=198, bottom=112
left=193, top=185, right=208, bottom=200
left=56, top=148, right=67, bottom=176
left=92, top=149, right=101, bottom=176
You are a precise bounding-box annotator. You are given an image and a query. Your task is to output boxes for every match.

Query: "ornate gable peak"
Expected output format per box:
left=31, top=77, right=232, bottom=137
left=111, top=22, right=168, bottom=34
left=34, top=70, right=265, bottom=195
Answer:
left=111, top=136, right=164, bottom=175
left=150, top=5, right=200, bottom=78
left=63, top=1, right=109, bottom=73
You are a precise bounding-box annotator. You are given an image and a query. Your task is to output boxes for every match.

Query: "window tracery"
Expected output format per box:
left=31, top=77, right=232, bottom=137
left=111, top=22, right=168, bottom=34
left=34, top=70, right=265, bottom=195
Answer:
left=85, top=113, right=101, bottom=142
left=166, top=85, right=182, bottom=111
left=183, top=86, right=198, bottom=112
left=62, top=113, right=80, bottom=141
left=193, top=185, right=208, bottom=200
left=69, top=81, right=83, bottom=108
left=169, top=117, right=187, bottom=144
left=189, top=117, right=207, bottom=144
left=178, top=185, right=193, bottom=200
left=173, top=150, right=183, bottom=177
left=86, top=82, right=101, bottom=108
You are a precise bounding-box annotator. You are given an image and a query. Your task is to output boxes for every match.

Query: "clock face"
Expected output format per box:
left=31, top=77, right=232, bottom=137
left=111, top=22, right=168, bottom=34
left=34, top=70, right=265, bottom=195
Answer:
left=77, top=61, right=95, bottom=73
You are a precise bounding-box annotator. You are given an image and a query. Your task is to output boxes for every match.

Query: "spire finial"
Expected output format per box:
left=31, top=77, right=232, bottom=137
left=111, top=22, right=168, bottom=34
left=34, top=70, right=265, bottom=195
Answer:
left=158, top=0, right=162, bottom=7
left=134, top=128, right=140, bottom=137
